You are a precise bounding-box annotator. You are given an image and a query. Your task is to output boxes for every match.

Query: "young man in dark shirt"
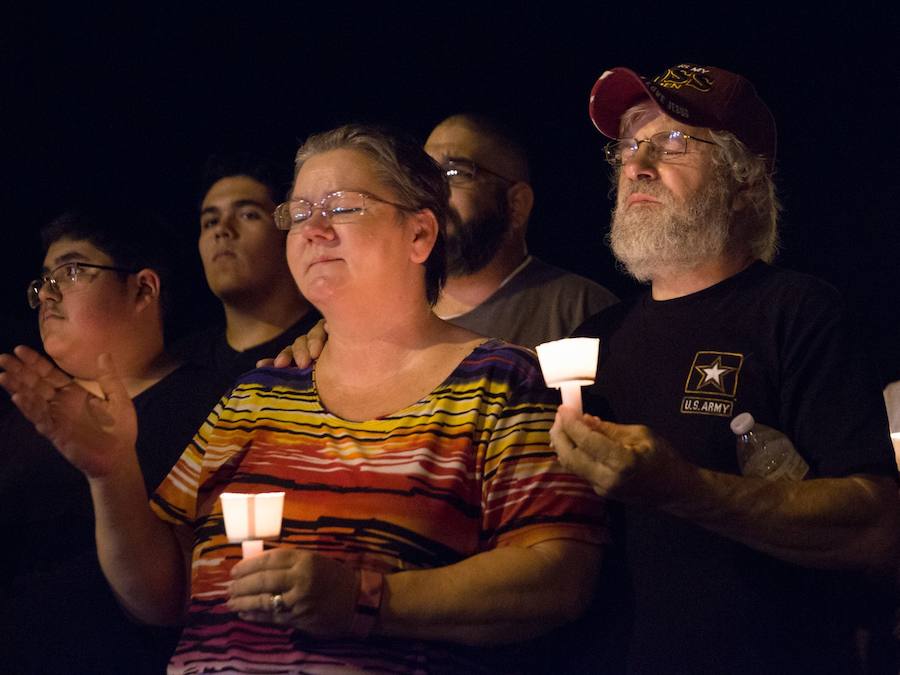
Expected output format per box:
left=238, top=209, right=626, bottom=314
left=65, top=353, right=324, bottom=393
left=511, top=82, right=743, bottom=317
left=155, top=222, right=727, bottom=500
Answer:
left=0, top=207, right=230, bottom=673
left=173, top=154, right=319, bottom=380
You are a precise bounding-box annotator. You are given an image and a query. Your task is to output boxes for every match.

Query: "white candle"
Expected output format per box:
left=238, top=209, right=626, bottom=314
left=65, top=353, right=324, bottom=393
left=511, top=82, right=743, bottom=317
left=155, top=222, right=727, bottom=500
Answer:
left=241, top=539, right=264, bottom=559
left=220, top=492, right=285, bottom=558
left=890, top=432, right=900, bottom=472
left=536, top=338, right=600, bottom=415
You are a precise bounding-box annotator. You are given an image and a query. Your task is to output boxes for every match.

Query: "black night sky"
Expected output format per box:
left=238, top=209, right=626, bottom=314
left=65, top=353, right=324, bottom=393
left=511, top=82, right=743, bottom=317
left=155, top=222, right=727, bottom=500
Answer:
left=3, top=3, right=899, bottom=380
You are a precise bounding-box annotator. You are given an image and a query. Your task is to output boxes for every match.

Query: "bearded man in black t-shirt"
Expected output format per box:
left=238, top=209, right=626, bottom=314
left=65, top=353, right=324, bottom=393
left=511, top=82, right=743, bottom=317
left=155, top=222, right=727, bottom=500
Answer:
left=249, top=65, right=899, bottom=674
left=548, top=63, right=899, bottom=674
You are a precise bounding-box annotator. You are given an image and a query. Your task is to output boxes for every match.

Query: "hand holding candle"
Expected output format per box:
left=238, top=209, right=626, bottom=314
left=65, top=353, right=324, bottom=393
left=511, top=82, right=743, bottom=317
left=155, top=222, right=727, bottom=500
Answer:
left=220, top=492, right=285, bottom=558
left=535, top=337, right=600, bottom=415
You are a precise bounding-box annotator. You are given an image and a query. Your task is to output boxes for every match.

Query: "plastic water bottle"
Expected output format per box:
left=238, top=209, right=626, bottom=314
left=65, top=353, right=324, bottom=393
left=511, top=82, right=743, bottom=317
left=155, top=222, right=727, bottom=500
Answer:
left=730, top=412, right=809, bottom=481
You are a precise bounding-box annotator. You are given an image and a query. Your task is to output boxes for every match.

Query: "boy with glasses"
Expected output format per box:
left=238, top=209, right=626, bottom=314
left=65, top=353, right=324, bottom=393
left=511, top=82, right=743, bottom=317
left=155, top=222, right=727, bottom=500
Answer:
left=0, top=207, right=229, bottom=674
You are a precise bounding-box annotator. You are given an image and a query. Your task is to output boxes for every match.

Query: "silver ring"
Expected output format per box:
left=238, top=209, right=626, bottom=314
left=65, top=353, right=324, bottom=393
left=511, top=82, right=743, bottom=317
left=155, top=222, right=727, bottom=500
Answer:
left=271, top=593, right=286, bottom=613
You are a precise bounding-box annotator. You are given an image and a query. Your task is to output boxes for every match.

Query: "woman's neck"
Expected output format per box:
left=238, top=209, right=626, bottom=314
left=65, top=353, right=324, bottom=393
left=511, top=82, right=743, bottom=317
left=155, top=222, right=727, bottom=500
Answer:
left=314, top=309, right=481, bottom=421
left=321, top=304, right=442, bottom=375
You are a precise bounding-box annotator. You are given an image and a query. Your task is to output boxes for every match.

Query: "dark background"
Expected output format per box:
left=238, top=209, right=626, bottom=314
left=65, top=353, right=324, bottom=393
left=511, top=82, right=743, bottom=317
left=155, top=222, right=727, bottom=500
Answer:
left=2, top=3, right=899, bottom=381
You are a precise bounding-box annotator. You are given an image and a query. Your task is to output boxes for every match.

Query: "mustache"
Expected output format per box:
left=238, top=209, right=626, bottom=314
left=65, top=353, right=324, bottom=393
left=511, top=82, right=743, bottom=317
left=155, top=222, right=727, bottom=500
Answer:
left=618, top=181, right=674, bottom=203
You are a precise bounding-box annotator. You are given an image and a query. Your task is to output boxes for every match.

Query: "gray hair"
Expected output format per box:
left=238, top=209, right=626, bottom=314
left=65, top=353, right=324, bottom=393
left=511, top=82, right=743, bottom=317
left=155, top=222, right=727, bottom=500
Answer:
left=706, top=129, right=779, bottom=262
left=615, top=102, right=779, bottom=262
left=294, top=124, right=449, bottom=305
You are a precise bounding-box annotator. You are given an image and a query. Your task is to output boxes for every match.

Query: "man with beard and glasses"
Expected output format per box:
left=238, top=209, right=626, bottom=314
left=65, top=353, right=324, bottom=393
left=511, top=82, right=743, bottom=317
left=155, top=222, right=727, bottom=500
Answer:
left=548, top=63, right=899, bottom=673
left=423, top=114, right=616, bottom=347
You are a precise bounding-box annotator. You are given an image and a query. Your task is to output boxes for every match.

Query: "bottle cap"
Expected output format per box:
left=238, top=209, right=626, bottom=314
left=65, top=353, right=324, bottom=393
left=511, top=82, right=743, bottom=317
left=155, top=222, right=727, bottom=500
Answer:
left=730, top=412, right=755, bottom=435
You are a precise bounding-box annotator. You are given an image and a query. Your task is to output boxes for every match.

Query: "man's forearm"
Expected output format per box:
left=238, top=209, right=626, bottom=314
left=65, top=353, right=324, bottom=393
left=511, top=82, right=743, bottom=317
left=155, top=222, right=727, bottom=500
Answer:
left=552, top=411, right=899, bottom=574
left=89, top=453, right=187, bottom=625
left=664, top=468, right=899, bottom=573
left=378, top=539, right=601, bottom=645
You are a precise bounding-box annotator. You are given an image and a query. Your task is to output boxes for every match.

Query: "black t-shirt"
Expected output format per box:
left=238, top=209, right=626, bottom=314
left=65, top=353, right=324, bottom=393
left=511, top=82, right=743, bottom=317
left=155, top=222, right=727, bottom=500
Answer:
left=0, top=363, right=231, bottom=675
left=171, top=309, right=321, bottom=384
left=575, top=261, right=896, bottom=674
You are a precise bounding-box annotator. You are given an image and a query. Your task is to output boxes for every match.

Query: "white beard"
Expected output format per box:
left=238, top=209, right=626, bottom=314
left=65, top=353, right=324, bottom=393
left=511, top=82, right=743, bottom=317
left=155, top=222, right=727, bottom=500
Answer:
left=609, top=174, right=733, bottom=282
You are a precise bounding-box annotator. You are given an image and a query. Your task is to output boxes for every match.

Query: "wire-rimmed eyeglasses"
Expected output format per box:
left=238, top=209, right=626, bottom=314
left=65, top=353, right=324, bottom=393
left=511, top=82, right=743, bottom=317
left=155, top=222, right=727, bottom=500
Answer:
left=273, top=190, right=413, bottom=231
left=604, top=130, right=718, bottom=167
left=27, top=261, right=137, bottom=309
left=440, top=159, right=516, bottom=186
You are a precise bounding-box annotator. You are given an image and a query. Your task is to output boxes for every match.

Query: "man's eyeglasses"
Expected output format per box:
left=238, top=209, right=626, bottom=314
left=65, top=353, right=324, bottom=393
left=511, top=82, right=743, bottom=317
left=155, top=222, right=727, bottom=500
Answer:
left=273, top=190, right=413, bottom=231
left=604, top=130, right=718, bottom=167
left=27, top=262, right=136, bottom=309
left=441, top=159, right=516, bottom=186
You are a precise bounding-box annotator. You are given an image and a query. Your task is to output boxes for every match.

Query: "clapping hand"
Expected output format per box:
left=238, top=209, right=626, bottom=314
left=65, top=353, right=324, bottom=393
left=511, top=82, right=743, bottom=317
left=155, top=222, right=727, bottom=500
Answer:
left=0, top=346, right=137, bottom=478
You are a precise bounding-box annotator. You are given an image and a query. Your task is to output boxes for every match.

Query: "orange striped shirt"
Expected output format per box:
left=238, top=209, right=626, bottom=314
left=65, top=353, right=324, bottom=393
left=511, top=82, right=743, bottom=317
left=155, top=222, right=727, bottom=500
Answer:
left=152, top=340, right=607, bottom=673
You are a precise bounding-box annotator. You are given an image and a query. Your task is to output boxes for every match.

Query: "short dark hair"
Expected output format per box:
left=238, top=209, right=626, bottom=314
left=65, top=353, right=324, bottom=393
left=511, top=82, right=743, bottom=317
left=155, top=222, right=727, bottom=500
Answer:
left=294, top=124, right=449, bottom=306
left=40, top=206, right=174, bottom=333
left=199, top=152, right=292, bottom=206
left=439, top=113, right=531, bottom=182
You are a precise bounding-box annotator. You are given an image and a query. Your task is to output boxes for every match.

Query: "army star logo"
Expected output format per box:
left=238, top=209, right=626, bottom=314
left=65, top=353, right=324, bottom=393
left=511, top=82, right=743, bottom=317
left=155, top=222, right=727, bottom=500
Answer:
left=681, top=351, right=745, bottom=417
left=694, top=356, right=737, bottom=393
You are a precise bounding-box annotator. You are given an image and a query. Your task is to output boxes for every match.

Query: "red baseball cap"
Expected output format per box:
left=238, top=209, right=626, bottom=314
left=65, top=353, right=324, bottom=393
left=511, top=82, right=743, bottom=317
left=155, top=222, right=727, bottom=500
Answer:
left=589, top=63, right=776, bottom=170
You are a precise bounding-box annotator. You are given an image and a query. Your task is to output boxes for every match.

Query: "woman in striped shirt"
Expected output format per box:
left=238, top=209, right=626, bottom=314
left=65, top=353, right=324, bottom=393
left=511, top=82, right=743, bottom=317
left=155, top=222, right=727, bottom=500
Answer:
left=1, top=125, right=607, bottom=674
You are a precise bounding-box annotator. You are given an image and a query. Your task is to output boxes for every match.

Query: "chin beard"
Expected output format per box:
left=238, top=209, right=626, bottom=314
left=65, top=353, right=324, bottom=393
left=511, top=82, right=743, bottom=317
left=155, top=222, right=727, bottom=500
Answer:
left=445, top=202, right=510, bottom=277
left=609, top=175, right=732, bottom=282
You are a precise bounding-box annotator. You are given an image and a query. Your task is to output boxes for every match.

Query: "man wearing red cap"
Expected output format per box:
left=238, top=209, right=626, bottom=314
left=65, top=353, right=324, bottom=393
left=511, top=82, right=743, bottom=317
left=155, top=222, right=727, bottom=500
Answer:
left=550, top=63, right=898, bottom=672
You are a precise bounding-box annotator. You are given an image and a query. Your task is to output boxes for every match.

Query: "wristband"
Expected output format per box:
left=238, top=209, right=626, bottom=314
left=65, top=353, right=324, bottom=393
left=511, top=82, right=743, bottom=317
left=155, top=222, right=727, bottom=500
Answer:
left=349, top=568, right=385, bottom=638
